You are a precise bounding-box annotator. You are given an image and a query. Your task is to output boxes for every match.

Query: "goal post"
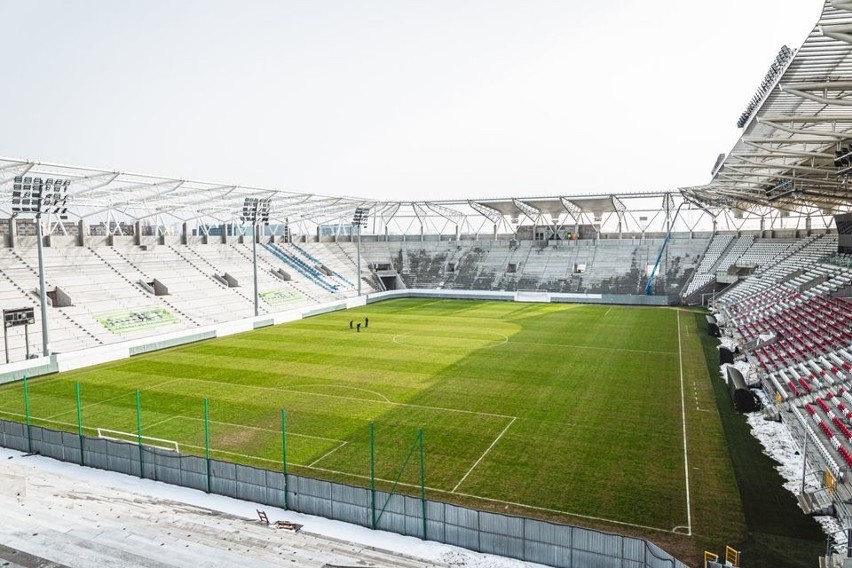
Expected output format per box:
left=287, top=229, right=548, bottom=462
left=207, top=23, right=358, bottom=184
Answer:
left=96, top=428, right=180, bottom=453
left=515, top=289, right=550, bottom=303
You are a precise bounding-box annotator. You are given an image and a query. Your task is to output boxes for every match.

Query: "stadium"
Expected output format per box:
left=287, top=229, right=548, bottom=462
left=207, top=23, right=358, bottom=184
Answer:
left=2, top=2, right=852, bottom=568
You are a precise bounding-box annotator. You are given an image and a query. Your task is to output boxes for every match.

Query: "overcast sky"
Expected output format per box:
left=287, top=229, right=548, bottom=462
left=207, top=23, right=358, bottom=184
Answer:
left=0, top=0, right=822, bottom=201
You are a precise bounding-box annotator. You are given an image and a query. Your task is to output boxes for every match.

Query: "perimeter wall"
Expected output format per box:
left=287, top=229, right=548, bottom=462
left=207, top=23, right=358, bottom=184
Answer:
left=0, top=420, right=688, bottom=568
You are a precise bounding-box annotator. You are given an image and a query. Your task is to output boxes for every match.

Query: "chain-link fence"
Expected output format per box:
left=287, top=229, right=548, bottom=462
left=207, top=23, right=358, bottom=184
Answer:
left=0, top=418, right=687, bottom=568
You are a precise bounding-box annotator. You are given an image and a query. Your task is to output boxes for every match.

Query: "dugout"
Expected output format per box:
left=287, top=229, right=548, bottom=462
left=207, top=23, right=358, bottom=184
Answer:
left=719, top=346, right=736, bottom=365
left=705, top=314, right=720, bottom=337
left=726, top=366, right=760, bottom=413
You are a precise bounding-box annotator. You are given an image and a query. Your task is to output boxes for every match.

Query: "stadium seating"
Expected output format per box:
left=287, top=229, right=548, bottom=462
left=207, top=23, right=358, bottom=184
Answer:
left=710, top=236, right=852, bottom=479
left=0, top=240, right=379, bottom=362
left=681, top=234, right=735, bottom=298
left=343, top=237, right=708, bottom=294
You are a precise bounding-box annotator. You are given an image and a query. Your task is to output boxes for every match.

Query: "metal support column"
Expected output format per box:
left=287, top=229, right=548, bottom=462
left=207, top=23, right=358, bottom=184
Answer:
left=35, top=214, right=50, bottom=356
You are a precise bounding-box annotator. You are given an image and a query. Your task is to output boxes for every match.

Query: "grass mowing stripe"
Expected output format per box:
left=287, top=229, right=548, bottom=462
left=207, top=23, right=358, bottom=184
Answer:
left=151, top=415, right=347, bottom=443
left=505, top=339, right=677, bottom=355
left=42, top=378, right=183, bottom=421
left=173, top=377, right=517, bottom=419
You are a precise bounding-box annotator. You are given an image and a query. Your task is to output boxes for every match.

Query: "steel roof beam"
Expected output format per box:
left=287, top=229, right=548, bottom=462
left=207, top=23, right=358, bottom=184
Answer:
left=742, top=137, right=849, bottom=144
left=741, top=140, right=831, bottom=157
left=469, top=201, right=503, bottom=224
left=756, top=120, right=852, bottom=139
left=759, top=114, right=852, bottom=123
left=425, top=202, right=465, bottom=226
left=560, top=198, right=583, bottom=221
left=512, top=199, right=542, bottom=224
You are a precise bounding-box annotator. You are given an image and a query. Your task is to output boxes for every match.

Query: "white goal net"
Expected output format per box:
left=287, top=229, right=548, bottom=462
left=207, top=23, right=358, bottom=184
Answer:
left=97, top=428, right=180, bottom=453
left=515, top=290, right=551, bottom=303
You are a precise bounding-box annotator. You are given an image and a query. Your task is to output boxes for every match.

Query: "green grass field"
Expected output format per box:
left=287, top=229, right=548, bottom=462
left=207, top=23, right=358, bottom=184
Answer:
left=0, top=299, right=747, bottom=562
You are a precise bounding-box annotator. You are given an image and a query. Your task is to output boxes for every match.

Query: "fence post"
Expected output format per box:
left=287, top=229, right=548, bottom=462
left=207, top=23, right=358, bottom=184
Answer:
left=204, top=398, right=212, bottom=493
left=75, top=381, right=84, bottom=466
left=281, top=408, right=288, bottom=509
left=135, top=389, right=144, bottom=478
left=22, top=376, right=31, bottom=454
left=370, top=421, right=376, bottom=530
left=419, top=428, right=427, bottom=540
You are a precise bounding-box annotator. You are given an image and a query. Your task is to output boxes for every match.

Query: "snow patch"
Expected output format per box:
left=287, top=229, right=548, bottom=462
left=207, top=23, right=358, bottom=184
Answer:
left=0, top=447, right=547, bottom=568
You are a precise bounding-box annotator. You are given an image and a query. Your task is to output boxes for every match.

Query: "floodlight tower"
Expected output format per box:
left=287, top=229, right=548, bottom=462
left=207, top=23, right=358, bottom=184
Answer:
left=352, top=207, right=370, bottom=296
left=240, top=197, right=272, bottom=317
left=11, top=176, right=70, bottom=357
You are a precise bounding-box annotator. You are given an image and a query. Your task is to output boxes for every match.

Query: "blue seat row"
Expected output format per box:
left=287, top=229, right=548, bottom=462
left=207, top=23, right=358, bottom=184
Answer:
left=263, top=244, right=339, bottom=293
left=290, top=243, right=355, bottom=287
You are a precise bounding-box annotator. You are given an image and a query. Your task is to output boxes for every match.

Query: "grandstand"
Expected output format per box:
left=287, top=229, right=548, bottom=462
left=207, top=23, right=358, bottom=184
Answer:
left=2, top=1, right=852, bottom=567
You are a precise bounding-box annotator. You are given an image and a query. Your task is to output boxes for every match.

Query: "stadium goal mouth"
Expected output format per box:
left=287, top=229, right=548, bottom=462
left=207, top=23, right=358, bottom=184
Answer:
left=514, top=290, right=551, bottom=303
left=97, top=428, right=180, bottom=453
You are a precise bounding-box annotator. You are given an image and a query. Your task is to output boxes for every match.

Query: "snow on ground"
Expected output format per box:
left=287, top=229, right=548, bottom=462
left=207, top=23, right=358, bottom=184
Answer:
left=744, top=394, right=845, bottom=549
left=718, top=337, right=738, bottom=352
left=718, top=361, right=750, bottom=385
left=744, top=407, right=819, bottom=494
left=0, top=447, right=547, bottom=568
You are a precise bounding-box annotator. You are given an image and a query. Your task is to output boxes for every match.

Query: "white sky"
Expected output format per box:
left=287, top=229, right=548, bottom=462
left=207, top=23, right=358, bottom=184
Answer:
left=0, top=0, right=822, bottom=201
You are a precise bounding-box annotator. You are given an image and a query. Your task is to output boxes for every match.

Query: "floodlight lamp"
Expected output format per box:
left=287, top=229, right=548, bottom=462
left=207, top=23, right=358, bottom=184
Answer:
left=240, top=196, right=273, bottom=224
left=240, top=197, right=257, bottom=223
left=834, top=145, right=852, bottom=171
left=12, top=176, right=70, bottom=216
left=258, top=197, right=273, bottom=224
left=352, top=207, right=370, bottom=227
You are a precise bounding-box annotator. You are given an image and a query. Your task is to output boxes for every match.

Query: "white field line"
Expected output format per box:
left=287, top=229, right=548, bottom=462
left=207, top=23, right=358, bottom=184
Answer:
left=450, top=490, right=676, bottom=535
left=278, top=384, right=392, bottom=403
left=143, top=415, right=178, bottom=431
left=393, top=299, right=445, bottom=312
left=308, top=441, right=349, bottom=467
left=176, top=377, right=515, bottom=420
left=0, top=410, right=27, bottom=420
left=158, top=415, right=347, bottom=443
left=0, top=410, right=85, bottom=432
left=303, top=464, right=676, bottom=535
left=506, top=340, right=676, bottom=356
left=604, top=306, right=612, bottom=317
left=180, top=444, right=281, bottom=466
left=676, top=309, right=693, bottom=536
left=452, top=417, right=516, bottom=493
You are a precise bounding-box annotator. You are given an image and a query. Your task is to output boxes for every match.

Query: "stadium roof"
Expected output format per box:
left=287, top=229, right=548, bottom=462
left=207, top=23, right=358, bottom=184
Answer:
left=682, top=0, right=852, bottom=216
left=0, top=157, right=698, bottom=236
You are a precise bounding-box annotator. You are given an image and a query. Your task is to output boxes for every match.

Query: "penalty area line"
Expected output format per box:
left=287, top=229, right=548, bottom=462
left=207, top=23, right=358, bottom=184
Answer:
left=452, top=416, right=516, bottom=493
left=308, top=441, right=349, bottom=468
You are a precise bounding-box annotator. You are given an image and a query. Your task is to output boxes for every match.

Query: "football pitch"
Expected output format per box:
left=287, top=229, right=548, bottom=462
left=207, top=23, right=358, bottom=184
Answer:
left=0, top=299, right=714, bottom=537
